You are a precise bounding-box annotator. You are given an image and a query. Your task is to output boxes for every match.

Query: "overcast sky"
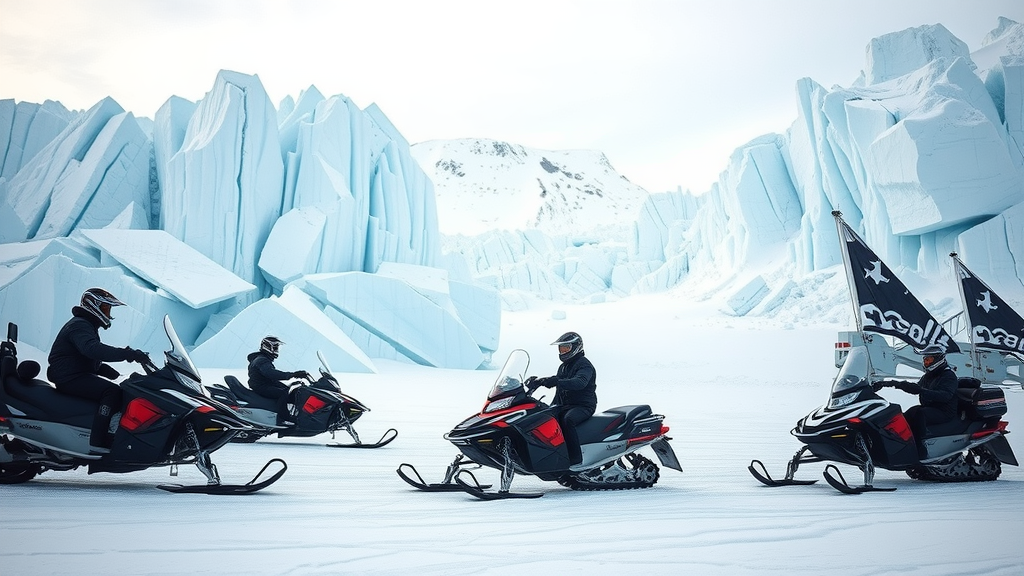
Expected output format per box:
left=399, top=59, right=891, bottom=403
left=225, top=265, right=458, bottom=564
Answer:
left=2, top=1, right=1021, bottom=194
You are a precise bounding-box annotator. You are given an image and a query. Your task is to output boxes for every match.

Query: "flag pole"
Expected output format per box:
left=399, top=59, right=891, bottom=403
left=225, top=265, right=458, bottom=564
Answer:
left=950, top=252, right=979, bottom=378
left=832, top=210, right=863, bottom=333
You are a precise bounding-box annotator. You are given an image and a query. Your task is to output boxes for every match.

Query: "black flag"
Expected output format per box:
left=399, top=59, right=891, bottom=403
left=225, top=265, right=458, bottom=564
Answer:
left=835, top=213, right=959, bottom=353
left=953, top=255, right=1024, bottom=355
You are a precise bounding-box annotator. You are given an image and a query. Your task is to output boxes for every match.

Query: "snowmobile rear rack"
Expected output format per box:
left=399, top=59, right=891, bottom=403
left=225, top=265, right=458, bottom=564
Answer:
left=157, top=458, right=287, bottom=495
left=329, top=428, right=398, bottom=449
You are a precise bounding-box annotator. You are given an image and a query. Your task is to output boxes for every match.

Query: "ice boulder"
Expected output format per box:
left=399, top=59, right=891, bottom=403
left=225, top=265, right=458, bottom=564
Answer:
left=864, top=24, right=971, bottom=86
left=0, top=253, right=211, bottom=357
left=867, top=58, right=1022, bottom=235
left=0, top=98, right=151, bottom=243
left=79, top=229, right=256, bottom=309
left=302, top=272, right=485, bottom=369
left=727, top=275, right=770, bottom=316
left=258, top=206, right=326, bottom=291
left=189, top=285, right=376, bottom=373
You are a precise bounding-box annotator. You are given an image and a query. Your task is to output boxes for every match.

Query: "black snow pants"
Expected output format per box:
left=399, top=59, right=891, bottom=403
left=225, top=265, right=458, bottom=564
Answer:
left=558, top=405, right=595, bottom=465
left=55, top=374, right=123, bottom=448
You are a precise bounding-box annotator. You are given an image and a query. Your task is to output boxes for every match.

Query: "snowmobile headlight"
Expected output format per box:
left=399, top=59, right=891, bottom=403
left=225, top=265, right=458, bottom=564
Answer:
left=828, top=390, right=859, bottom=409
left=484, top=396, right=514, bottom=413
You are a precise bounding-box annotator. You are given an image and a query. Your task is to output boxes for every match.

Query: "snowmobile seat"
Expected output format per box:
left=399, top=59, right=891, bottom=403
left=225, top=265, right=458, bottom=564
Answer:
left=2, top=372, right=95, bottom=427
left=577, top=405, right=653, bottom=439
left=224, top=375, right=278, bottom=411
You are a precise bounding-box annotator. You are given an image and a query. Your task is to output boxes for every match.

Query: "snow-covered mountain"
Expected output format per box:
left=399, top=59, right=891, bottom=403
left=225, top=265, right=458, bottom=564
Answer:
left=411, top=138, right=649, bottom=237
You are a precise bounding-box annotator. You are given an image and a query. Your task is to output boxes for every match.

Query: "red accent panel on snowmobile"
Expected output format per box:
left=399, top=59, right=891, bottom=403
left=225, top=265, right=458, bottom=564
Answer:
left=530, top=416, right=564, bottom=447
left=120, top=397, right=166, bottom=432
left=883, top=413, right=913, bottom=441
left=303, top=395, right=327, bottom=414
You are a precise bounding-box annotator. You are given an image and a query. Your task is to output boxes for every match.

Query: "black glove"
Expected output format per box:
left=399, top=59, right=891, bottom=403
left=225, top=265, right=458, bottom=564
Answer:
left=525, top=376, right=539, bottom=391
left=126, top=347, right=149, bottom=364
left=292, top=370, right=312, bottom=381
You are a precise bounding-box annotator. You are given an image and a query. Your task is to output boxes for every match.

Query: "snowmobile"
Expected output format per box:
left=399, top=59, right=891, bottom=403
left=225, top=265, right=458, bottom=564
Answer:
left=0, top=316, right=287, bottom=494
left=748, top=345, right=1017, bottom=494
left=397, top=349, right=682, bottom=499
left=205, top=351, right=396, bottom=448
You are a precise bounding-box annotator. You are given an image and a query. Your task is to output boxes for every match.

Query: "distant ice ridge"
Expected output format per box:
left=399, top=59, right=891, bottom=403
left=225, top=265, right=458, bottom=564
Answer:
left=0, top=71, right=497, bottom=370
left=433, top=19, right=1024, bottom=317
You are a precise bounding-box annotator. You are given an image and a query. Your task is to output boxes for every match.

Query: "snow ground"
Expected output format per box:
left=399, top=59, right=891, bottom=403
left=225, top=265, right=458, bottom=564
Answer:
left=2, top=293, right=1023, bottom=575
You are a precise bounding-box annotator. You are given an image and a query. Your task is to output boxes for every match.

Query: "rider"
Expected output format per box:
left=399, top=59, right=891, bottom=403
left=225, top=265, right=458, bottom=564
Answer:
left=47, top=288, right=149, bottom=453
left=875, top=344, right=959, bottom=436
left=526, top=332, right=597, bottom=466
left=247, top=336, right=311, bottom=425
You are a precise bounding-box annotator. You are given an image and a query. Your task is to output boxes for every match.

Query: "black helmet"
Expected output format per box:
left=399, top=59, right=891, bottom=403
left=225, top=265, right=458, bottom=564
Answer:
left=918, top=344, right=947, bottom=373
left=261, top=336, right=283, bottom=358
left=81, top=288, right=125, bottom=329
left=551, top=332, right=584, bottom=362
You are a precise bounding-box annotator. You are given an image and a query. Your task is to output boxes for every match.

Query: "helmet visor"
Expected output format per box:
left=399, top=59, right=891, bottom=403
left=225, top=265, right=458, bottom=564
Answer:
left=558, top=344, right=572, bottom=355
left=923, top=355, right=939, bottom=369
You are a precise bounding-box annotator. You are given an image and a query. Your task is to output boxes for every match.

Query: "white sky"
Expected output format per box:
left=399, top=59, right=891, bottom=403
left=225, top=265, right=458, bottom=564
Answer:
left=1, top=1, right=1022, bottom=194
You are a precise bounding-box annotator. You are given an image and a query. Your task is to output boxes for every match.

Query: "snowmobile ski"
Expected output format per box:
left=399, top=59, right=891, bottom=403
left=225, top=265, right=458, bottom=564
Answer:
left=748, top=459, right=817, bottom=487
left=157, top=458, right=287, bottom=495
left=822, top=464, right=896, bottom=495
left=455, top=473, right=543, bottom=500
left=328, top=428, right=398, bottom=449
left=396, top=463, right=491, bottom=492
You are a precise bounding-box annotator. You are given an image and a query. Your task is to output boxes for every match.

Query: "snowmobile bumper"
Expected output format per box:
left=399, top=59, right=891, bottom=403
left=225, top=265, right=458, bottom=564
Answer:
left=651, top=437, right=682, bottom=472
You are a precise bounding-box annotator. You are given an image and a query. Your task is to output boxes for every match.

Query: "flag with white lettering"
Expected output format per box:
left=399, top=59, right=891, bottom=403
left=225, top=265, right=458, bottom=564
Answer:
left=954, top=256, right=1024, bottom=355
left=835, top=214, right=959, bottom=352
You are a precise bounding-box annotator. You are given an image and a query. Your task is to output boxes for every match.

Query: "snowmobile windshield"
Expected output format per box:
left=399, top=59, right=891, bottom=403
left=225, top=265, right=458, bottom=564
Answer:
left=831, top=346, right=870, bottom=395
left=488, top=349, right=530, bottom=401
left=162, top=315, right=205, bottom=397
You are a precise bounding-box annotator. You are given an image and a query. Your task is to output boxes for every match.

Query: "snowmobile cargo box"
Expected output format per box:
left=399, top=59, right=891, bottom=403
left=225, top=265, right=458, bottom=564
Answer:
left=956, top=377, right=1007, bottom=420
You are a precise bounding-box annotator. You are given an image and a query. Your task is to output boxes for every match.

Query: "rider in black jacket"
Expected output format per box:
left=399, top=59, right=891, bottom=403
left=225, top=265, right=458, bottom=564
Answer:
left=876, top=344, right=959, bottom=436
left=48, top=288, right=149, bottom=452
left=527, top=332, right=597, bottom=466
left=247, top=336, right=310, bottom=425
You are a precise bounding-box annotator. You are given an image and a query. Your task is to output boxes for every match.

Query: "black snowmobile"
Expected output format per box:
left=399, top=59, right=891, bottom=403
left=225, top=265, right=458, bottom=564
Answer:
left=0, top=316, right=286, bottom=494
left=205, top=351, right=396, bottom=448
left=749, top=345, right=1017, bottom=494
left=397, top=349, right=682, bottom=499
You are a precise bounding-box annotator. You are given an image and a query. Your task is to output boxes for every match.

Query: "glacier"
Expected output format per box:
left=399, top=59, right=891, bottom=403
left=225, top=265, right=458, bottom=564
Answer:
left=2, top=18, right=1024, bottom=373
left=425, top=20, right=1024, bottom=316
left=0, top=70, right=496, bottom=370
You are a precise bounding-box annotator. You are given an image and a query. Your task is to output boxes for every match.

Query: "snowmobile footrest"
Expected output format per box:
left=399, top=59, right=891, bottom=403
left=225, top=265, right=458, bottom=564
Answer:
left=157, top=458, right=287, bottom=495
left=329, top=428, right=398, bottom=449
left=822, top=464, right=896, bottom=494
left=396, top=463, right=491, bottom=492
left=748, top=459, right=817, bottom=487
